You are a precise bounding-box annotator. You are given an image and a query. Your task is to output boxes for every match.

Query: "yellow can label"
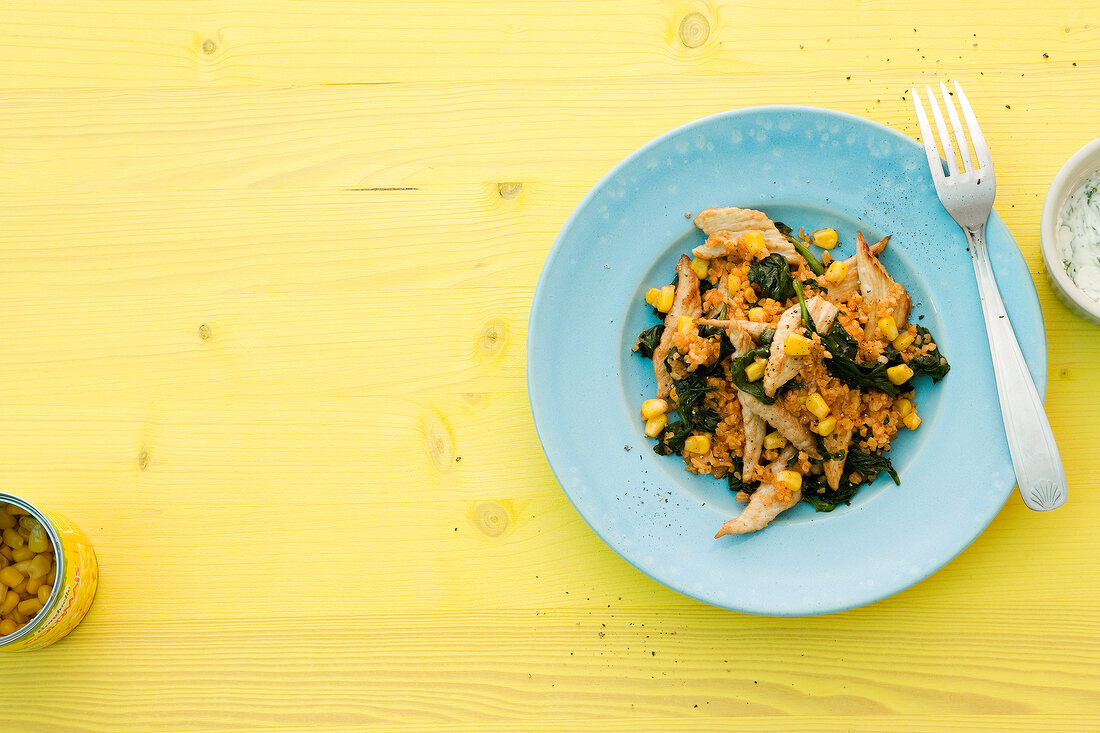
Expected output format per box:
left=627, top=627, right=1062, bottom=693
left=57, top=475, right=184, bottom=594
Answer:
left=4, top=509, right=98, bottom=651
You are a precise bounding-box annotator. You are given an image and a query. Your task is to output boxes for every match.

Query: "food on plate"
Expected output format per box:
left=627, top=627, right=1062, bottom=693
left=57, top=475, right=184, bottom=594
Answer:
left=1056, top=171, right=1100, bottom=303
left=632, top=207, right=950, bottom=536
left=0, top=503, right=56, bottom=636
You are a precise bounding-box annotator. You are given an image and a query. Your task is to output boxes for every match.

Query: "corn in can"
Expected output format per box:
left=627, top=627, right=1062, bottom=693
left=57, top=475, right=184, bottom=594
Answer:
left=0, top=493, right=98, bottom=651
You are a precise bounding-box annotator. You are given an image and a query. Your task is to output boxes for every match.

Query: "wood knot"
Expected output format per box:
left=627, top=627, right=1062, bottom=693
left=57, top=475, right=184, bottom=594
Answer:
left=475, top=319, right=509, bottom=359
left=679, top=12, right=710, bottom=49
left=460, top=392, right=487, bottom=408
left=138, top=449, right=150, bottom=471
left=424, top=415, right=455, bottom=474
left=472, top=501, right=511, bottom=537
left=198, top=324, right=211, bottom=341
left=498, top=182, right=523, bottom=199
left=201, top=38, right=218, bottom=55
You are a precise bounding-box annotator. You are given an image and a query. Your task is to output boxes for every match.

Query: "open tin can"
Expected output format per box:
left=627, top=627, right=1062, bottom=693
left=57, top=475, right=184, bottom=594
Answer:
left=0, top=493, right=98, bottom=650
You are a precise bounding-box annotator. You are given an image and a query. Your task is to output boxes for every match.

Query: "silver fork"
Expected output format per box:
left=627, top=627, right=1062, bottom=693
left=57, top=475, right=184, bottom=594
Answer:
left=912, top=81, right=1066, bottom=511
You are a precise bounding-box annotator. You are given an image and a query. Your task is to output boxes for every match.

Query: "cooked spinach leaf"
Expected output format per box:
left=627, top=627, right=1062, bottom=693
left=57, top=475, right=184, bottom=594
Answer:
left=654, top=419, right=690, bottom=456
left=694, top=406, right=720, bottom=433
left=801, top=476, right=862, bottom=512
left=653, top=371, right=718, bottom=455
left=825, top=322, right=859, bottom=360
left=671, top=371, right=717, bottom=416
left=845, top=449, right=900, bottom=485
left=698, top=304, right=727, bottom=339
left=907, top=325, right=951, bottom=382
left=727, top=456, right=753, bottom=496
left=748, top=253, right=796, bottom=301
left=822, top=345, right=901, bottom=396
left=633, top=324, right=664, bottom=358
left=729, top=346, right=774, bottom=404
left=800, top=449, right=898, bottom=511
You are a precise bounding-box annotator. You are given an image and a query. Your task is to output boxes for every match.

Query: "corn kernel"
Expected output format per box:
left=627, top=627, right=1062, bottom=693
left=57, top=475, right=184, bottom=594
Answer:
left=0, top=590, right=17, bottom=614
left=743, top=284, right=758, bottom=304
left=784, top=333, right=812, bottom=356
left=26, top=553, right=51, bottom=580
left=12, top=560, right=30, bottom=576
left=744, top=358, right=767, bottom=382
left=878, top=316, right=899, bottom=341
left=887, top=363, right=914, bottom=385
left=656, top=284, right=675, bottom=313
left=640, top=398, right=669, bottom=420
left=903, top=411, right=922, bottom=430
left=45, top=567, right=56, bottom=585
left=777, top=470, right=802, bottom=492
left=11, top=609, right=26, bottom=625
left=684, top=434, right=712, bottom=454
left=690, top=257, right=710, bottom=279
left=10, top=547, right=32, bottom=562
left=644, top=414, right=668, bottom=438
left=747, top=306, right=767, bottom=323
left=0, top=566, right=23, bottom=589
left=893, top=330, right=916, bottom=351
left=645, top=287, right=660, bottom=306
left=728, top=275, right=741, bottom=289
left=0, top=514, right=13, bottom=530
left=10, top=579, right=26, bottom=595
left=676, top=315, right=695, bottom=334
left=0, top=547, right=10, bottom=562
left=823, top=260, right=849, bottom=284
left=25, top=576, right=41, bottom=595
left=16, top=526, right=29, bottom=539
left=812, top=228, right=838, bottom=249
left=27, top=527, right=49, bottom=554
left=16, top=598, right=40, bottom=617
left=2, top=528, right=24, bottom=549
left=744, top=230, right=766, bottom=255
left=894, top=398, right=913, bottom=417
left=5, top=505, right=22, bottom=515
left=37, top=585, right=51, bottom=605
left=0, top=619, right=15, bottom=637
left=763, top=432, right=787, bottom=450
left=817, top=415, right=838, bottom=436
left=805, top=392, right=830, bottom=419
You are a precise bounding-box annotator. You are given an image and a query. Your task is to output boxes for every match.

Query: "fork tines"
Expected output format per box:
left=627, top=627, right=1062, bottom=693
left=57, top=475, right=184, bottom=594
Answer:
left=912, top=81, right=992, bottom=181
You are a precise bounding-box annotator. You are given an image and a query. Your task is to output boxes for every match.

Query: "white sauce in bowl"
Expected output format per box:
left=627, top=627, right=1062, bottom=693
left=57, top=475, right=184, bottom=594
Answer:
left=1057, top=171, right=1100, bottom=302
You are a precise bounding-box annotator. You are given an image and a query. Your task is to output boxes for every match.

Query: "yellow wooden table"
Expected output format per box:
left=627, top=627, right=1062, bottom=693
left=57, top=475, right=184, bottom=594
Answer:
left=0, top=2, right=1096, bottom=730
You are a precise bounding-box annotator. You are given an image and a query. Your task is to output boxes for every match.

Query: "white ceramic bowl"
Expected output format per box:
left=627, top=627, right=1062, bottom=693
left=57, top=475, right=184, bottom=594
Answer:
left=1040, top=136, right=1100, bottom=325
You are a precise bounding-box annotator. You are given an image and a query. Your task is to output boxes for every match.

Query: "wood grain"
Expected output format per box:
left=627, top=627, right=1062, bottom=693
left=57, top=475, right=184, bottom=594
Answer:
left=0, top=1, right=1095, bottom=87
left=0, top=0, right=1095, bottom=730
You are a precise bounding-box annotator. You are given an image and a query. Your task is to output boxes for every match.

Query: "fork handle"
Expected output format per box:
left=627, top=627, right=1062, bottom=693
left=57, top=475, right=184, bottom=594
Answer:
left=964, top=223, right=1068, bottom=510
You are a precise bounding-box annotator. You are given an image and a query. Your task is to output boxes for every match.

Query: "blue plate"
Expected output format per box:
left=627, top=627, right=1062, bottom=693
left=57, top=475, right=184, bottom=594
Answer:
left=527, top=106, right=1045, bottom=615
